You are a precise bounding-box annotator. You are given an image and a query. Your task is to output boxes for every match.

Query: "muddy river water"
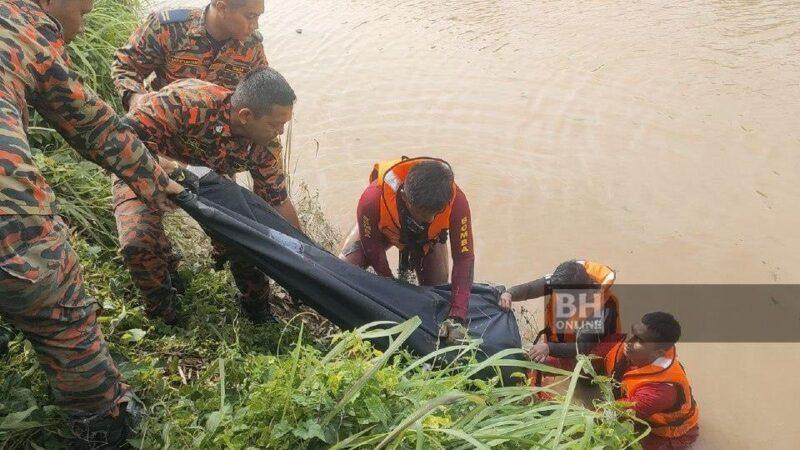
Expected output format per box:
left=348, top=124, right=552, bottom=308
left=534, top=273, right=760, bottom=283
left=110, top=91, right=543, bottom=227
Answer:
left=172, top=0, right=800, bottom=447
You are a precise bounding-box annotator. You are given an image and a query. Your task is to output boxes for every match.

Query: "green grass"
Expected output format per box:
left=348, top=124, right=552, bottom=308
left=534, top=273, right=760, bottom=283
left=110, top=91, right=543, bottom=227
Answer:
left=33, top=147, right=117, bottom=248
left=0, top=235, right=647, bottom=449
left=0, top=0, right=647, bottom=448
left=0, top=240, right=636, bottom=449
left=68, top=0, right=142, bottom=111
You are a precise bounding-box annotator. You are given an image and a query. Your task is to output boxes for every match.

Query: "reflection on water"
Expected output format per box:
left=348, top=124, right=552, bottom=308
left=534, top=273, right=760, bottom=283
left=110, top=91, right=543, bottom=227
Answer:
left=167, top=0, right=800, bottom=447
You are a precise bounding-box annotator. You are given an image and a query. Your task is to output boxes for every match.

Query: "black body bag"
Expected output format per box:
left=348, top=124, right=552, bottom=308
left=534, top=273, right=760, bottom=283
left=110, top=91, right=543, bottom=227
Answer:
left=175, top=173, right=523, bottom=376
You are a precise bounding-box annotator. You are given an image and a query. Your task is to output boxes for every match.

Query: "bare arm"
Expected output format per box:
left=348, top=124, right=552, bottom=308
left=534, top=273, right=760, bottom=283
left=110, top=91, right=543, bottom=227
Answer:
left=507, top=277, right=549, bottom=301
left=274, top=199, right=302, bottom=231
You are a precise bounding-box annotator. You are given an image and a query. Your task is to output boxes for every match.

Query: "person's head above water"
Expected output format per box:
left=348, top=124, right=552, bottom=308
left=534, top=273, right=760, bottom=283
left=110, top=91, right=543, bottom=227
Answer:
left=37, top=0, right=94, bottom=43
left=400, top=161, right=455, bottom=224
left=229, top=67, right=296, bottom=145
left=624, top=311, right=682, bottom=367
left=208, top=0, right=265, bottom=42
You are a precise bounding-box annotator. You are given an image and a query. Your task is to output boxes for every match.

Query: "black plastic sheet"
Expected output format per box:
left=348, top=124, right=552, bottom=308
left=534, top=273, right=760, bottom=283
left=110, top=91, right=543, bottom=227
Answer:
left=175, top=173, right=522, bottom=359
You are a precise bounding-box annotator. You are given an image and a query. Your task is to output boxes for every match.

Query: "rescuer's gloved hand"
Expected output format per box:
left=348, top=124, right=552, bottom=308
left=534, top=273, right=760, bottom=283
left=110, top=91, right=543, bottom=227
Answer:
left=438, top=318, right=469, bottom=345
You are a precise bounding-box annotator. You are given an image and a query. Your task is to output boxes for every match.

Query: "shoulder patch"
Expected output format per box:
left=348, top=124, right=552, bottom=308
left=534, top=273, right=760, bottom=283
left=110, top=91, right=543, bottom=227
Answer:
left=158, top=9, right=192, bottom=25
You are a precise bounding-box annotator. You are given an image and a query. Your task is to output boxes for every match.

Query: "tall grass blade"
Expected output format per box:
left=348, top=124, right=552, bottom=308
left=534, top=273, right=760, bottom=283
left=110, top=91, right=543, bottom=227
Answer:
left=553, top=358, right=587, bottom=446
left=375, top=392, right=467, bottom=450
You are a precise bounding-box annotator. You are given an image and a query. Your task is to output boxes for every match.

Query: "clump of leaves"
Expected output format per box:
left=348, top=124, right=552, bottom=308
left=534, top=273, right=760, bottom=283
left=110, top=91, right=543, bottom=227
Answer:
left=131, top=319, right=646, bottom=449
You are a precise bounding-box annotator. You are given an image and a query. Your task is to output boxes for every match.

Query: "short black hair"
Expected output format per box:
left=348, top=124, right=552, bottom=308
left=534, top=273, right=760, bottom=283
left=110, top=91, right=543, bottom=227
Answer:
left=404, top=161, right=454, bottom=214
left=550, top=260, right=595, bottom=289
left=218, top=0, right=255, bottom=9
left=231, top=67, right=296, bottom=117
left=642, top=312, right=681, bottom=349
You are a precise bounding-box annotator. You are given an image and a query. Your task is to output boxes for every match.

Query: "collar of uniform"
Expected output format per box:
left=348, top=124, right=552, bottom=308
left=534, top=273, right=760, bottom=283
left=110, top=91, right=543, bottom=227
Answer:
left=186, top=6, right=209, bottom=38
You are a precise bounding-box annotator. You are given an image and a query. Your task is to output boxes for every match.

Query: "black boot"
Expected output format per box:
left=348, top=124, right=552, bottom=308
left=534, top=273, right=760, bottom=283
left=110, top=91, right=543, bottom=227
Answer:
left=71, top=400, right=144, bottom=449
left=144, top=291, right=180, bottom=326
left=212, top=247, right=229, bottom=271
left=238, top=294, right=277, bottom=324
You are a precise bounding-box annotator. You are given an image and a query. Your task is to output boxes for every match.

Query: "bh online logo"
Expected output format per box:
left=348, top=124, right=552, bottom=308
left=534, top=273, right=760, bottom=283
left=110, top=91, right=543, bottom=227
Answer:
left=552, top=289, right=605, bottom=335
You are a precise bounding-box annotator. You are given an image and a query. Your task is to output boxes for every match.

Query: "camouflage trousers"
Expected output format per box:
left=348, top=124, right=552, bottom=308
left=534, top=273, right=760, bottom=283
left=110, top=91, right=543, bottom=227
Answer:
left=112, top=178, right=268, bottom=308
left=0, top=215, right=129, bottom=416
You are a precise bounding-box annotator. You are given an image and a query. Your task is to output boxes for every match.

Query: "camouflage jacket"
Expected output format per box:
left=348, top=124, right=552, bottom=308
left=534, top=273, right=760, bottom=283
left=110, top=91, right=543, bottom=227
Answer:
left=0, top=0, right=170, bottom=216
left=112, top=7, right=268, bottom=110
left=123, top=79, right=287, bottom=205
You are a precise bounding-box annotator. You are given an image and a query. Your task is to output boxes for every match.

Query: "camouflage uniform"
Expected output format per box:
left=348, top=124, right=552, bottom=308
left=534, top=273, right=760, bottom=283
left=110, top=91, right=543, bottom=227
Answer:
left=111, top=6, right=268, bottom=111
left=0, top=0, right=172, bottom=417
left=110, top=6, right=272, bottom=308
left=114, top=79, right=288, bottom=317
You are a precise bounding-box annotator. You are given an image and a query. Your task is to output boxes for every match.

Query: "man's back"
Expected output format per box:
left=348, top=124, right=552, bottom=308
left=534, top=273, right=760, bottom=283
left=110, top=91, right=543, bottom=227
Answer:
left=124, top=79, right=239, bottom=167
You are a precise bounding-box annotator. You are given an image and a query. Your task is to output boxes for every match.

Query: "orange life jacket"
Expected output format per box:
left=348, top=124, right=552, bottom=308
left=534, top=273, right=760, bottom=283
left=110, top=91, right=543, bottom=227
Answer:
left=604, top=341, right=700, bottom=438
left=543, top=260, right=621, bottom=342
left=369, top=157, right=456, bottom=255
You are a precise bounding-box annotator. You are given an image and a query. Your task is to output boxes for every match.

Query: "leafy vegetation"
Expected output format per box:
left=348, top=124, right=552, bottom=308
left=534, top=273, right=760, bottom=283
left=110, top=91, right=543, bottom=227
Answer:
left=0, top=240, right=645, bottom=449
left=0, top=1, right=646, bottom=448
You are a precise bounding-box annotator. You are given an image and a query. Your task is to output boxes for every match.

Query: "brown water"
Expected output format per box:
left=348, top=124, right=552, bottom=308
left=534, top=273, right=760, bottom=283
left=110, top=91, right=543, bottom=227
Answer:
left=176, top=0, right=800, bottom=447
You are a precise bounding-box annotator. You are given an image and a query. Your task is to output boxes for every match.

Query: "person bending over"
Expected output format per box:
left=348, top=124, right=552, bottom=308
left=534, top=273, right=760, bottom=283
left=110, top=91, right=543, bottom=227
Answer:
left=339, top=157, right=475, bottom=343
left=115, top=67, right=299, bottom=325
left=1, top=0, right=183, bottom=445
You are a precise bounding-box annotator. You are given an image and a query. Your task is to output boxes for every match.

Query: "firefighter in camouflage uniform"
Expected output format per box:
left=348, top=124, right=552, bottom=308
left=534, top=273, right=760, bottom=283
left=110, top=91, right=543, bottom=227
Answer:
left=0, top=0, right=184, bottom=446
left=109, top=1, right=291, bottom=320
left=111, top=0, right=268, bottom=112
left=115, top=68, right=300, bottom=325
